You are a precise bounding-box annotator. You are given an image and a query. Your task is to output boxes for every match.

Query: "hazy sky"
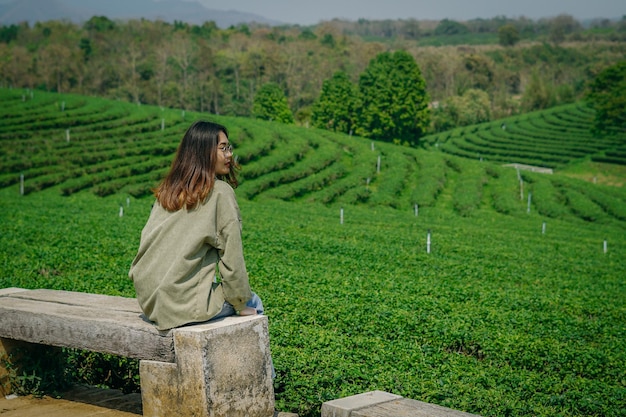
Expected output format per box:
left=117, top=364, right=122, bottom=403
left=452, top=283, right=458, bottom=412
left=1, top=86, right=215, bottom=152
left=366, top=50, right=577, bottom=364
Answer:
left=195, top=0, right=625, bottom=25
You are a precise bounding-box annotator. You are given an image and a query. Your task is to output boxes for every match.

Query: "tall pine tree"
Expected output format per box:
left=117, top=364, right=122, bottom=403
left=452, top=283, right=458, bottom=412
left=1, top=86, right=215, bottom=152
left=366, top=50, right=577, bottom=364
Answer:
left=311, top=71, right=356, bottom=134
left=355, top=50, right=430, bottom=146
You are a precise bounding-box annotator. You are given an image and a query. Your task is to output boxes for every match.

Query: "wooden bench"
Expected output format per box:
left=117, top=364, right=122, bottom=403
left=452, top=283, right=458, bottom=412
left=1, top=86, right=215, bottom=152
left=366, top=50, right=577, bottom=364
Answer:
left=0, top=287, right=276, bottom=417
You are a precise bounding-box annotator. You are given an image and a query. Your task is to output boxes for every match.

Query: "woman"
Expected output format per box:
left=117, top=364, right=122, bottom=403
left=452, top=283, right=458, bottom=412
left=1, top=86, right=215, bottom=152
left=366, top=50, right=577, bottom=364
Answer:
left=129, top=120, right=262, bottom=331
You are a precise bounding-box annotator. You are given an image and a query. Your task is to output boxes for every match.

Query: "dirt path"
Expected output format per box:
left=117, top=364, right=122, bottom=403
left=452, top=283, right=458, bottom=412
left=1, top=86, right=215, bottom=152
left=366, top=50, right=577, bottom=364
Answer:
left=0, top=385, right=142, bottom=416
left=1, top=385, right=298, bottom=416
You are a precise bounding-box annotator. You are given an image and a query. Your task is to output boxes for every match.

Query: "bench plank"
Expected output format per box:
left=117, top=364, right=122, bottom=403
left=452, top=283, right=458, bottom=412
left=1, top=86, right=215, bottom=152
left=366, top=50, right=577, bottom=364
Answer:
left=0, top=291, right=174, bottom=362
left=2, top=289, right=141, bottom=312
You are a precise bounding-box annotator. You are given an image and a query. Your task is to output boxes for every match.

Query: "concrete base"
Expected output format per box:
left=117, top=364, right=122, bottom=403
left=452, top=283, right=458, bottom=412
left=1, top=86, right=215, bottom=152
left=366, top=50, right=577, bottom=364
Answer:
left=322, top=391, right=481, bottom=417
left=140, top=314, right=275, bottom=417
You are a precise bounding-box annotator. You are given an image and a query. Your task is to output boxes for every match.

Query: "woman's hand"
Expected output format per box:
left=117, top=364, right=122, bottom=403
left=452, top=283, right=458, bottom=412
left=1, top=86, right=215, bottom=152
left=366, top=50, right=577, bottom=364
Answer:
left=237, top=306, right=257, bottom=316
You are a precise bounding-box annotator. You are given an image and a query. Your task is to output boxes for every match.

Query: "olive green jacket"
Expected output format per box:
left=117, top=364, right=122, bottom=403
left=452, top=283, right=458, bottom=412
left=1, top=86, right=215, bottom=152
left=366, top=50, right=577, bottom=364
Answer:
left=129, top=180, right=252, bottom=330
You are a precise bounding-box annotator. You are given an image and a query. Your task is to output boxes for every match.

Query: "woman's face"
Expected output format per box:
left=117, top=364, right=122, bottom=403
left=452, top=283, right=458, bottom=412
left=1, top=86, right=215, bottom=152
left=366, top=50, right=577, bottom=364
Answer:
left=215, top=131, right=232, bottom=176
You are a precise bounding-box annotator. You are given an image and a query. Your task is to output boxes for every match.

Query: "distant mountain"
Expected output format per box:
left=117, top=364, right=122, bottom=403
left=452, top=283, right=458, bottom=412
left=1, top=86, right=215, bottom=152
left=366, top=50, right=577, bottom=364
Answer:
left=0, top=0, right=282, bottom=28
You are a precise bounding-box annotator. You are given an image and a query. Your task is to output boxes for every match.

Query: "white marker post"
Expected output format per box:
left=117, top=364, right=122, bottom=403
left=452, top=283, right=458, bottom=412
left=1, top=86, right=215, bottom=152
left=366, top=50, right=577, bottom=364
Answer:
left=414, top=204, right=419, bottom=217
left=161, top=118, right=165, bottom=131
left=427, top=230, right=431, bottom=254
left=527, top=193, right=532, bottom=214
left=340, top=207, right=344, bottom=225
left=603, top=239, right=607, bottom=254
left=542, top=221, right=546, bottom=235
left=119, top=205, right=124, bottom=217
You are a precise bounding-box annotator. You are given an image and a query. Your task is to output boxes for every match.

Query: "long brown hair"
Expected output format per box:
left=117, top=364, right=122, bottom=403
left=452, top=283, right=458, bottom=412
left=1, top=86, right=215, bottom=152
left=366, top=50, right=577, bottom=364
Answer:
left=154, top=120, right=239, bottom=211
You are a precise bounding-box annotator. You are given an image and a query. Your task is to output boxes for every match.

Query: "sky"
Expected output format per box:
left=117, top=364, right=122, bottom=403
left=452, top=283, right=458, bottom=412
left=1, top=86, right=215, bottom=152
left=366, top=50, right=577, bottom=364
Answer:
left=194, top=0, right=625, bottom=25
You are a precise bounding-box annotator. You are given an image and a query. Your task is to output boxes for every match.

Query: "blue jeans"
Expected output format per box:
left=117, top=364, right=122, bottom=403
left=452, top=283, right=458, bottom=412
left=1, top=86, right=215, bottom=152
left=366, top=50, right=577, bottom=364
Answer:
left=213, top=292, right=265, bottom=319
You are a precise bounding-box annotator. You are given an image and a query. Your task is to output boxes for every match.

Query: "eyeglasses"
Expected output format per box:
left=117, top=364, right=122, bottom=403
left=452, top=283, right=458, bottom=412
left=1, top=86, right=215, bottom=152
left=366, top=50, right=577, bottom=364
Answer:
left=218, top=144, right=233, bottom=155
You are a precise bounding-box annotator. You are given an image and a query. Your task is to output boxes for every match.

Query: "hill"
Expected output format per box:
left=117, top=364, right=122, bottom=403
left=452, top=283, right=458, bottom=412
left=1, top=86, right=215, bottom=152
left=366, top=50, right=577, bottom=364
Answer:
left=1, top=88, right=625, bottom=226
left=0, top=89, right=625, bottom=417
left=0, top=0, right=280, bottom=28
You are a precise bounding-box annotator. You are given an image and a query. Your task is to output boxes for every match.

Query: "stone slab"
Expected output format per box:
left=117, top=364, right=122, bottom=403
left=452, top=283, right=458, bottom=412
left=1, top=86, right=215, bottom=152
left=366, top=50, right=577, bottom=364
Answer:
left=321, top=391, right=402, bottom=417
left=0, top=288, right=29, bottom=297
left=0, top=288, right=175, bottom=362
left=322, top=392, right=481, bottom=417
left=352, top=398, right=481, bottom=416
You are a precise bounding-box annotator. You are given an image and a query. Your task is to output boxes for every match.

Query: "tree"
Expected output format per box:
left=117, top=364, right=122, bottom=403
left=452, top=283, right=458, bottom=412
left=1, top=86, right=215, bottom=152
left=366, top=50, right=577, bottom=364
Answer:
left=498, top=24, right=520, bottom=47
left=37, top=43, right=73, bottom=92
left=84, top=16, right=115, bottom=32
left=463, top=54, right=493, bottom=91
left=252, top=82, right=294, bottom=124
left=453, top=89, right=491, bottom=125
left=0, top=23, right=21, bottom=43
left=355, top=50, right=430, bottom=146
left=2, top=45, right=33, bottom=88
left=521, top=71, right=556, bottom=111
left=311, top=71, right=356, bottom=134
left=586, top=61, right=626, bottom=133
left=169, top=32, right=197, bottom=110
left=547, top=14, right=581, bottom=44
left=432, top=89, right=491, bottom=132
left=434, top=19, right=470, bottom=36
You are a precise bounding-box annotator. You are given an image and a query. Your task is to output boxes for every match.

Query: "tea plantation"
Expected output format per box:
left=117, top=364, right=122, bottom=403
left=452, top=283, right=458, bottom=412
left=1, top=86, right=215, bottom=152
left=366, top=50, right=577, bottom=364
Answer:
left=0, top=88, right=625, bottom=417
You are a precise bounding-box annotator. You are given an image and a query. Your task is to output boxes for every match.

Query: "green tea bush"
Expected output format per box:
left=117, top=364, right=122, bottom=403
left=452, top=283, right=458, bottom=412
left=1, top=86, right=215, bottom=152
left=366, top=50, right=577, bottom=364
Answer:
left=451, top=162, right=486, bottom=217
left=487, top=166, right=524, bottom=215
left=411, top=152, right=447, bottom=207
left=521, top=174, right=569, bottom=219
left=557, top=183, right=608, bottom=222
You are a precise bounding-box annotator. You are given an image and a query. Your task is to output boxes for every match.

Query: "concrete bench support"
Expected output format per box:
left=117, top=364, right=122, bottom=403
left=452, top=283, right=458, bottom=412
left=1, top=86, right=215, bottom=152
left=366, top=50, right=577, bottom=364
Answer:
left=0, top=287, right=275, bottom=417
left=140, top=316, right=275, bottom=417
left=321, top=390, right=481, bottom=417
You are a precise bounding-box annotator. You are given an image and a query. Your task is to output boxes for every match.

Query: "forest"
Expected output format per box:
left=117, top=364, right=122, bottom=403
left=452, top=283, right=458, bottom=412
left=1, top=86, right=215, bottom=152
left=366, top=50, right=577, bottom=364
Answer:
left=0, top=14, right=625, bottom=137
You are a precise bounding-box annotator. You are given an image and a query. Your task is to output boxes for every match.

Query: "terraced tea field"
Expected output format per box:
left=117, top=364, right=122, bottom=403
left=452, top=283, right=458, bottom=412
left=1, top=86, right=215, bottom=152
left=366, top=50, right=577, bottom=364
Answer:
left=422, top=102, right=626, bottom=168
left=1, top=88, right=625, bottom=417
left=1, top=88, right=625, bottom=225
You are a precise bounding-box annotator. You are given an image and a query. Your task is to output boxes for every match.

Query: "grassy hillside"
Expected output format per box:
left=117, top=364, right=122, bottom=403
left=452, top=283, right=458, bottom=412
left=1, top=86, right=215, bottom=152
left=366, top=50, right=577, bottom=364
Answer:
left=0, top=88, right=625, bottom=417
left=1, top=88, right=625, bottom=224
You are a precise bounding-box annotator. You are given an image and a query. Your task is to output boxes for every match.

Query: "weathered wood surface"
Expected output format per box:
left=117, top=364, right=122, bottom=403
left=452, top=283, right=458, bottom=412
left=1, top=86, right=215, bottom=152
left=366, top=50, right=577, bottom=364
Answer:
left=0, top=288, right=174, bottom=362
